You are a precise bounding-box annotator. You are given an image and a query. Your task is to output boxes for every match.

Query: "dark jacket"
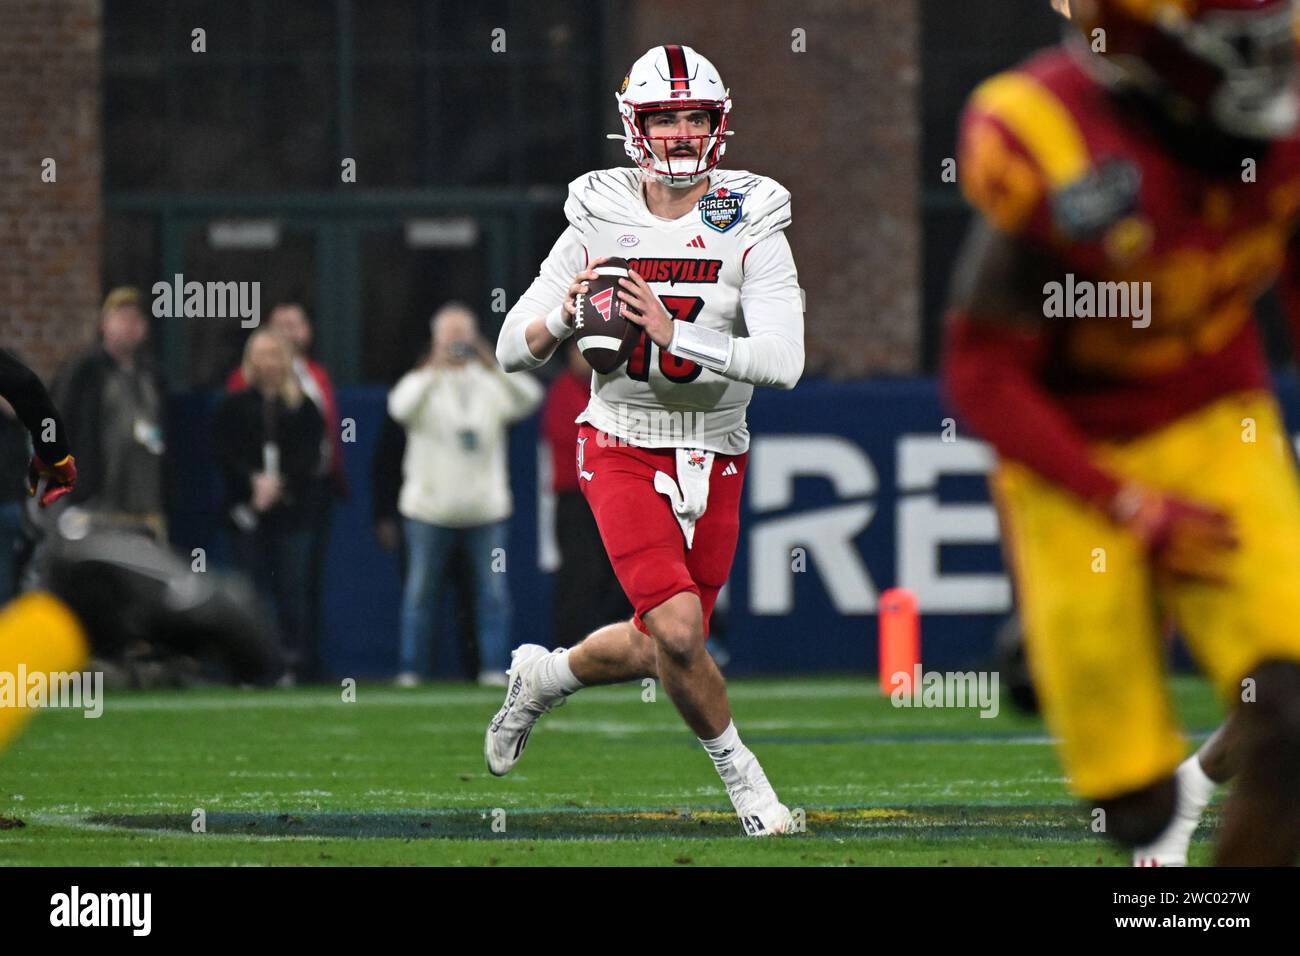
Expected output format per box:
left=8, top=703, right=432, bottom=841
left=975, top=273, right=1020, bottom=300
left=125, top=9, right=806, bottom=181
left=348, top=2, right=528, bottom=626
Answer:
left=370, top=412, right=407, bottom=524
left=212, top=388, right=324, bottom=531
left=0, top=348, right=71, bottom=501
left=52, top=347, right=168, bottom=508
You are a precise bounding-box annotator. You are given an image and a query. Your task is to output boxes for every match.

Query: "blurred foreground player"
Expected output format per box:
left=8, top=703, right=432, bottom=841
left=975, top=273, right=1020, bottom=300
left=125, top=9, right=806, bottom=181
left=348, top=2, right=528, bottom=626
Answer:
left=488, top=45, right=804, bottom=834
left=0, top=347, right=280, bottom=756
left=944, top=0, right=1300, bottom=865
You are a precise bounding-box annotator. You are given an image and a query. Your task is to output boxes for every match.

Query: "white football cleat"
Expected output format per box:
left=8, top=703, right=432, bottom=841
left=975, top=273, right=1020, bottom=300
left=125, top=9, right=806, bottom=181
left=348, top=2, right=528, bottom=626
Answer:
left=484, top=644, right=565, bottom=776
left=1131, top=810, right=1199, bottom=866
left=725, top=752, right=794, bottom=837
left=1131, top=760, right=1215, bottom=866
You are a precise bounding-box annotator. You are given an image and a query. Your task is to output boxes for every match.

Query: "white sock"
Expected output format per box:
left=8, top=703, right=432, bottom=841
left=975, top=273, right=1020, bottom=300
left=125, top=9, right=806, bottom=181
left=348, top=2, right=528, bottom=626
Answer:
left=536, top=647, right=583, bottom=700
left=699, top=721, right=750, bottom=788
left=1176, top=752, right=1218, bottom=818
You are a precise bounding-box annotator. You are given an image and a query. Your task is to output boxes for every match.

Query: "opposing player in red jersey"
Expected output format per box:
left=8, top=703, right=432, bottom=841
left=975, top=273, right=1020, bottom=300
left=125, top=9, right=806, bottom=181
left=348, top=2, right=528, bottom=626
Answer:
left=944, top=0, right=1300, bottom=865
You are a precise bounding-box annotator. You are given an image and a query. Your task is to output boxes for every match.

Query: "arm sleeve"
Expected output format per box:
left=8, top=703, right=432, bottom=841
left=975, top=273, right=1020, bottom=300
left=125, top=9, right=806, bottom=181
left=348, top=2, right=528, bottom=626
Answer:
left=496, top=226, right=587, bottom=372
left=387, top=369, right=435, bottom=426
left=942, top=311, right=1121, bottom=507
left=728, top=232, right=805, bottom=389
left=668, top=231, right=804, bottom=389
left=0, top=349, right=71, bottom=463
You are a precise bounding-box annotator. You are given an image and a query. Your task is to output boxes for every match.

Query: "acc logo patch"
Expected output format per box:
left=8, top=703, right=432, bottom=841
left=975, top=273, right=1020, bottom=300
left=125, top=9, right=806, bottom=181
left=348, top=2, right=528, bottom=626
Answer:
left=699, top=186, right=744, bottom=233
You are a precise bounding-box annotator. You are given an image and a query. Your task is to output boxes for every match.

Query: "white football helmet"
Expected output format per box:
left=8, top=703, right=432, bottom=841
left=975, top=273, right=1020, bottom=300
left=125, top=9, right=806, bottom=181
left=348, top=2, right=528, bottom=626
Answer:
left=610, top=45, right=732, bottom=188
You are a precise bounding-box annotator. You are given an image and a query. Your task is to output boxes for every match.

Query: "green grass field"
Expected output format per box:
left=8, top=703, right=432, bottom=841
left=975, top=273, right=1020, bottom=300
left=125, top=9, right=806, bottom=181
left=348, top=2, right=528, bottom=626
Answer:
left=0, top=675, right=1225, bottom=866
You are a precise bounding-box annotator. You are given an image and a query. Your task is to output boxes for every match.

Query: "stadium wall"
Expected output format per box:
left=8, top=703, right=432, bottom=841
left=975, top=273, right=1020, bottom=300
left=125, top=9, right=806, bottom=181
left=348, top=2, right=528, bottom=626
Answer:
left=611, top=0, right=923, bottom=377
left=0, top=0, right=103, bottom=381
left=166, top=372, right=1300, bottom=678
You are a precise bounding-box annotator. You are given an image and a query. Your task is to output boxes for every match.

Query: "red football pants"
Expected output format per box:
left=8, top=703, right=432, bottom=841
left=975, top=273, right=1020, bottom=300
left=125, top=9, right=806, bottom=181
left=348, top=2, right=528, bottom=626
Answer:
left=576, top=425, right=746, bottom=636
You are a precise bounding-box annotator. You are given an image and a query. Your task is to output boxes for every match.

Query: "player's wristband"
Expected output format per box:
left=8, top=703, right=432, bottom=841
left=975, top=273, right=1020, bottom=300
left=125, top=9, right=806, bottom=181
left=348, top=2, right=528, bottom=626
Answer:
left=544, top=305, right=574, bottom=341
left=667, top=320, right=733, bottom=373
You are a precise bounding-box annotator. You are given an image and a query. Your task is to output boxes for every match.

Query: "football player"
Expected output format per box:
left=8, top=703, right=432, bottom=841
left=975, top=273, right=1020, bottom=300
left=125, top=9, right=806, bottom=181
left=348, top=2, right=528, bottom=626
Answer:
left=0, top=346, right=80, bottom=751
left=0, top=346, right=280, bottom=756
left=944, top=0, right=1300, bottom=865
left=488, top=45, right=804, bottom=835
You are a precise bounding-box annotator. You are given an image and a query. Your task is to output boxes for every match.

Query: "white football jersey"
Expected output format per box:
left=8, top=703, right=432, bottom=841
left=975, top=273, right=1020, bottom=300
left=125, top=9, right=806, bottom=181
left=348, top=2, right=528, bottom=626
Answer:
left=500, top=167, right=803, bottom=455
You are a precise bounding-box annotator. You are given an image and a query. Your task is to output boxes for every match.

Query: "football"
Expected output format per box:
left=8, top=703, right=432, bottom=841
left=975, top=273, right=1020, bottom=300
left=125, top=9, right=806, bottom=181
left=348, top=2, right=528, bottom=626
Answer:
left=572, top=257, right=642, bottom=374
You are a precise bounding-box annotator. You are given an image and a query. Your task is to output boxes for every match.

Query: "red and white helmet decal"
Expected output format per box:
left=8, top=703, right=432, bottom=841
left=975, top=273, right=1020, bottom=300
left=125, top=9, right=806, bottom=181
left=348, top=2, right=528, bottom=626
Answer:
left=611, top=45, right=733, bottom=188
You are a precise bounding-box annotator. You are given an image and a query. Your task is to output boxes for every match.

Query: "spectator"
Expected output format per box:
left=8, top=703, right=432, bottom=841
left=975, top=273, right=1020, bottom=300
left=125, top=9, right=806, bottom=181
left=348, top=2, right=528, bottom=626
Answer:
left=371, top=411, right=408, bottom=560
left=213, top=330, right=323, bottom=683
left=541, top=341, right=631, bottom=647
left=228, top=302, right=345, bottom=681
left=53, top=286, right=168, bottom=540
left=371, top=409, right=481, bottom=683
left=388, top=302, right=542, bottom=685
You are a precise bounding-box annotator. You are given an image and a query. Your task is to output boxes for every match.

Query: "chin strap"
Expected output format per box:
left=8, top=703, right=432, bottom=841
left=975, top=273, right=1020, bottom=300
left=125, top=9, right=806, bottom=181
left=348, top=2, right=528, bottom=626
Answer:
left=607, top=130, right=733, bottom=186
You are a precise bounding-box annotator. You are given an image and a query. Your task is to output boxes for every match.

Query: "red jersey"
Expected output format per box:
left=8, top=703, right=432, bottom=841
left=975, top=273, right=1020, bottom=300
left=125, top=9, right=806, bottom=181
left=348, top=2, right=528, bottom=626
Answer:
left=958, top=47, right=1300, bottom=440
left=541, top=371, right=591, bottom=494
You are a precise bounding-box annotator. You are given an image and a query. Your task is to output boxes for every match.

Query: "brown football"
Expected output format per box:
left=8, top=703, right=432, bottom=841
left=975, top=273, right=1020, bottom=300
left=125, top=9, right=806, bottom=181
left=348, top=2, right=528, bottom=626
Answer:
left=573, top=257, right=642, bottom=374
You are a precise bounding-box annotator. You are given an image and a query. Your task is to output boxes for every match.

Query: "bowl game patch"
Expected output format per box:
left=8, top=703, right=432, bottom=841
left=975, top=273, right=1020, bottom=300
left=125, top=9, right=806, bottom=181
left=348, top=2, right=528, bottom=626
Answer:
left=699, top=186, right=744, bottom=232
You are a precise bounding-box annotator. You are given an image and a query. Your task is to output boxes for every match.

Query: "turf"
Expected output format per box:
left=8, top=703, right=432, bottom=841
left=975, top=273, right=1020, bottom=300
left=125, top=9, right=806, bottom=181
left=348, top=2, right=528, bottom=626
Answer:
left=0, top=675, right=1224, bottom=866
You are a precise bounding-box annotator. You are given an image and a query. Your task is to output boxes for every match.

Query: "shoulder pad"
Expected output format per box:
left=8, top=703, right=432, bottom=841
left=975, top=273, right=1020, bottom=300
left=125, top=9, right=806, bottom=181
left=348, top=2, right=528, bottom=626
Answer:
left=960, top=70, right=1096, bottom=237
left=564, top=168, right=648, bottom=235
left=708, top=170, right=791, bottom=244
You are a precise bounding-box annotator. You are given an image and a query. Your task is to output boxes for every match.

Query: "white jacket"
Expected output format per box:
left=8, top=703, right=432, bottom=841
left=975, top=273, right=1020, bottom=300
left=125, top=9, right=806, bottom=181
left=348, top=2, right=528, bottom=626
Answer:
left=388, top=362, right=543, bottom=527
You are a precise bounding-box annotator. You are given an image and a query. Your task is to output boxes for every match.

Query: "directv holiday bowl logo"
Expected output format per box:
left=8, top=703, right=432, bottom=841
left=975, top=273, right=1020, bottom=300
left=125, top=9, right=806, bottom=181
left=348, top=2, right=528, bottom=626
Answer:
left=699, top=186, right=744, bottom=233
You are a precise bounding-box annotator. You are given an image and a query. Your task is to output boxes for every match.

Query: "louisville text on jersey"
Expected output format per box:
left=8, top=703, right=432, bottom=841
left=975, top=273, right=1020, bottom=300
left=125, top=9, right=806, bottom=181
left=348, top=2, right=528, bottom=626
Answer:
left=625, top=257, right=723, bottom=285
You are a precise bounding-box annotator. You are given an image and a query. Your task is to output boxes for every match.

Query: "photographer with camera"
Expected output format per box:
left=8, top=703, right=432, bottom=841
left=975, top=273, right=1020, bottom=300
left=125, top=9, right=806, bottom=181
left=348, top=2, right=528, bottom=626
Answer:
left=387, top=302, right=542, bottom=685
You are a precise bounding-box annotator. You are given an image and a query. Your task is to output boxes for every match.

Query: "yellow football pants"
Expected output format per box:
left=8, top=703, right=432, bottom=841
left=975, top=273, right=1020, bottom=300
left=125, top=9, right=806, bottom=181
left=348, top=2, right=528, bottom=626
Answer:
left=995, top=391, right=1300, bottom=799
left=0, top=592, right=89, bottom=754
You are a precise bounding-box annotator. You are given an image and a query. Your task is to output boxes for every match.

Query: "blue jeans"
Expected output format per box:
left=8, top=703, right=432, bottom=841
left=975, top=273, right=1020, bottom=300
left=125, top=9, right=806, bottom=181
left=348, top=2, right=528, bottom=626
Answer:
left=399, top=518, right=511, bottom=675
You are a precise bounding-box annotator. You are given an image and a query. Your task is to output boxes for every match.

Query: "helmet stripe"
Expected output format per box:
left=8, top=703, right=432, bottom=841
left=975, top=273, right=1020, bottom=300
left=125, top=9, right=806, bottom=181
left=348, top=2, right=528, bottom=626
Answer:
left=664, top=44, right=690, bottom=94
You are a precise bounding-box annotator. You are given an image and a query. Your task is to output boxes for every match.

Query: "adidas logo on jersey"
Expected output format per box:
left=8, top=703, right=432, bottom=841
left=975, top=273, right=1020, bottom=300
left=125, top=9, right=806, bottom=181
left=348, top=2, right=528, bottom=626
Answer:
left=687, top=235, right=707, bottom=249
left=721, top=461, right=738, bottom=477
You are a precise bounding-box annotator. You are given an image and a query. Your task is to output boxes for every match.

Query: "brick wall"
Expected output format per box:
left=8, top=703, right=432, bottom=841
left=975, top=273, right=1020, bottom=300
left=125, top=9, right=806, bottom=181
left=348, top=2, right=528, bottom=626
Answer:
left=0, top=0, right=103, bottom=382
left=613, top=0, right=922, bottom=376
left=0, top=2, right=920, bottom=382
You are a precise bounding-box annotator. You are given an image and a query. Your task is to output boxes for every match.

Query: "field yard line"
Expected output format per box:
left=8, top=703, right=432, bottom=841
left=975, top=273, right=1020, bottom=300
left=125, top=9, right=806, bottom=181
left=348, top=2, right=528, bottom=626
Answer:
left=26, top=813, right=351, bottom=843
left=30, top=799, right=1087, bottom=836
left=74, top=680, right=883, bottom=712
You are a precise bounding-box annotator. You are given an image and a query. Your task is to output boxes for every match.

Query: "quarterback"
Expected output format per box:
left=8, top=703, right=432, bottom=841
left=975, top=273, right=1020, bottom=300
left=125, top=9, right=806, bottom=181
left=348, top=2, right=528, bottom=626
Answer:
left=488, top=45, right=804, bottom=835
left=944, top=0, right=1300, bottom=865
